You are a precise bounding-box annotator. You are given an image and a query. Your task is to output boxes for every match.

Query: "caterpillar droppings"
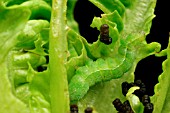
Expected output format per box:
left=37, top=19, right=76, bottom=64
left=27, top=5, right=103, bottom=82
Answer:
left=100, top=24, right=112, bottom=45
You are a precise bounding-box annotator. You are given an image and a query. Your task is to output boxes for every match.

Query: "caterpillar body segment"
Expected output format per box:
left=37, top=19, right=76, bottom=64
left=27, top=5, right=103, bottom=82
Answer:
left=69, top=46, right=135, bottom=101
left=69, top=31, right=161, bottom=102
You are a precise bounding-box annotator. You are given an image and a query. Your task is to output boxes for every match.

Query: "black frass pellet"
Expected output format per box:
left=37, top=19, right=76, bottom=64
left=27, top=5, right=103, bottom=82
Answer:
left=70, top=104, right=78, bottom=113
left=142, top=95, right=151, bottom=106
left=84, top=107, right=93, bottom=113
left=144, top=103, right=154, bottom=113
left=112, top=98, right=124, bottom=112
left=100, top=24, right=112, bottom=45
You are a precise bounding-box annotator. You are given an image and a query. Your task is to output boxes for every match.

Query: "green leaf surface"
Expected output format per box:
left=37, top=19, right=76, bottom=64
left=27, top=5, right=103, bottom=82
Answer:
left=68, top=0, right=160, bottom=112
left=16, top=20, right=49, bottom=50
left=0, top=4, right=31, bottom=113
left=20, top=0, right=51, bottom=21
left=0, top=0, right=166, bottom=113
left=151, top=38, right=170, bottom=113
left=66, top=0, right=79, bottom=32
left=126, top=87, right=144, bottom=113
left=0, top=5, right=30, bottom=63
left=66, top=29, right=88, bottom=82
left=69, top=0, right=159, bottom=98
left=29, top=70, right=51, bottom=113
left=0, top=63, right=30, bottom=113
left=78, top=70, right=135, bottom=113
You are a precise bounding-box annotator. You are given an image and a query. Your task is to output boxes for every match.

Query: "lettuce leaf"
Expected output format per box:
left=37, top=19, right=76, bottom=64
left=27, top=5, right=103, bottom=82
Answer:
left=0, top=3, right=31, bottom=113
left=151, top=38, right=170, bottom=113
left=68, top=0, right=160, bottom=112
left=0, top=0, right=168, bottom=113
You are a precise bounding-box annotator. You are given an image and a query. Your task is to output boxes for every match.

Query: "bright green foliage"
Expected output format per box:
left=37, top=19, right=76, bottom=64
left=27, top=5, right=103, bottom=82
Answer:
left=151, top=39, right=170, bottom=113
left=0, top=0, right=169, bottom=113
left=69, top=1, right=160, bottom=112
left=0, top=3, right=31, bottom=113
left=126, top=87, right=144, bottom=113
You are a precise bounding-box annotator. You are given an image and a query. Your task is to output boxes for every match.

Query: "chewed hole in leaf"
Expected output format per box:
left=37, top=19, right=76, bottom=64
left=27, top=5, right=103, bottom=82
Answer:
left=45, top=55, right=49, bottom=64
left=134, top=55, right=166, bottom=96
left=74, top=0, right=103, bottom=43
left=145, top=0, right=169, bottom=51
left=37, top=65, right=48, bottom=72
left=146, top=24, right=169, bottom=51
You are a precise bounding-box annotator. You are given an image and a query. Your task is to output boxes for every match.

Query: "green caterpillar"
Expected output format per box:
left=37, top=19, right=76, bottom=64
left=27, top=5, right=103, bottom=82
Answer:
left=69, top=37, right=136, bottom=102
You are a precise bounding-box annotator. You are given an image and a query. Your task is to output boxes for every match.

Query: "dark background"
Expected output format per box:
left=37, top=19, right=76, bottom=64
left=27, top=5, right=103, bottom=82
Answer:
left=73, top=0, right=169, bottom=96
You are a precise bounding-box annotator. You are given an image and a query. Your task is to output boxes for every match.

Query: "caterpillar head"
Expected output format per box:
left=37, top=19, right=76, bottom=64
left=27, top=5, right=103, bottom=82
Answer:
left=69, top=81, right=89, bottom=102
